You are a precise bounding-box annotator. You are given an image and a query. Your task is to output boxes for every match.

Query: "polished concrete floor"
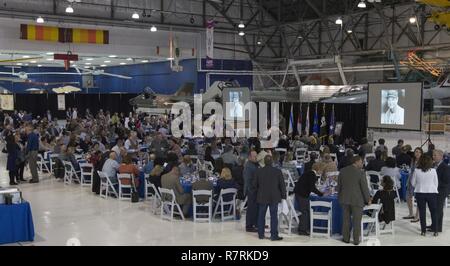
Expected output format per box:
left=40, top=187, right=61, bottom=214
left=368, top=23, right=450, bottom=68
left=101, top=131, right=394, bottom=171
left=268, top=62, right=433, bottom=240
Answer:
left=1, top=153, right=449, bottom=246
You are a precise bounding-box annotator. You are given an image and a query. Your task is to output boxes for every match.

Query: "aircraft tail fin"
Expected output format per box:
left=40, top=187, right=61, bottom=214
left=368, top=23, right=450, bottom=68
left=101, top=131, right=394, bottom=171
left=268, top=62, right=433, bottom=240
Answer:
left=174, top=82, right=195, bottom=96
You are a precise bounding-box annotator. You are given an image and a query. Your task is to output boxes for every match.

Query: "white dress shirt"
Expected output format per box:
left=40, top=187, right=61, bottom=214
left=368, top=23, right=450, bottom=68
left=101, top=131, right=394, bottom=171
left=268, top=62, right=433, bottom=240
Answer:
left=411, top=168, right=438, bottom=194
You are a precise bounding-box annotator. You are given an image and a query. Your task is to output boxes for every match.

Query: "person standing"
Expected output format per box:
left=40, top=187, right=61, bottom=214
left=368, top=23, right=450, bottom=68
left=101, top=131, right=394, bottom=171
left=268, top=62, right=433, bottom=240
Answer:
left=6, top=134, right=19, bottom=185
left=392, top=139, right=404, bottom=158
left=411, top=154, right=439, bottom=236
left=26, top=125, right=40, bottom=183
left=243, top=150, right=259, bottom=232
left=255, top=155, right=286, bottom=241
left=337, top=156, right=370, bottom=245
left=294, top=163, right=324, bottom=235
left=72, top=108, right=78, bottom=120
left=430, top=150, right=450, bottom=233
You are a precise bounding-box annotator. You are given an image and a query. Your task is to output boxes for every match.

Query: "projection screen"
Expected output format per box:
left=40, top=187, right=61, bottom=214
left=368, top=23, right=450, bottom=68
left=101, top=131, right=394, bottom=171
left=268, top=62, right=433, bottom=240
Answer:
left=367, top=82, right=423, bottom=131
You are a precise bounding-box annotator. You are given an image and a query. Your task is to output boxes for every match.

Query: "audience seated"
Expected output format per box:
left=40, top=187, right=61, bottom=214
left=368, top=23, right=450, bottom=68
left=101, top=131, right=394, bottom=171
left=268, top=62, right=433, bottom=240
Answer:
left=161, top=166, right=192, bottom=216
left=380, top=157, right=402, bottom=190
left=372, top=176, right=397, bottom=224
left=118, top=154, right=140, bottom=188
left=192, top=170, right=213, bottom=204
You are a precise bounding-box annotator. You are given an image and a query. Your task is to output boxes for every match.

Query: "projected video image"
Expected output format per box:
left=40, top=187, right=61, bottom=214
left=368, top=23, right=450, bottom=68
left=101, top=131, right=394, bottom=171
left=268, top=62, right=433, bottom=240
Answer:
left=380, top=89, right=405, bottom=125
left=229, top=91, right=243, bottom=118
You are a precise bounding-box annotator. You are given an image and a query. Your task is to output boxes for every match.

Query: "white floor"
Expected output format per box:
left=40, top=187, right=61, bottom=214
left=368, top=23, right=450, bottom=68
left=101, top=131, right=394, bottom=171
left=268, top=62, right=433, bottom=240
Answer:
left=1, top=154, right=450, bottom=246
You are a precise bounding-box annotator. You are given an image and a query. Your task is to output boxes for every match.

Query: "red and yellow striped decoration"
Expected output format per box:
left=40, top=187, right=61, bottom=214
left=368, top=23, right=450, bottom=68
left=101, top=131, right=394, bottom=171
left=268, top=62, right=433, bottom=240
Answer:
left=20, top=24, right=109, bottom=44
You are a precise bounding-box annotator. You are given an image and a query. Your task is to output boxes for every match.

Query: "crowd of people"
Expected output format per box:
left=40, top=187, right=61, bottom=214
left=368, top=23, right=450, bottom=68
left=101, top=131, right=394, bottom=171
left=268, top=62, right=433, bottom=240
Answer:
left=1, top=107, right=449, bottom=244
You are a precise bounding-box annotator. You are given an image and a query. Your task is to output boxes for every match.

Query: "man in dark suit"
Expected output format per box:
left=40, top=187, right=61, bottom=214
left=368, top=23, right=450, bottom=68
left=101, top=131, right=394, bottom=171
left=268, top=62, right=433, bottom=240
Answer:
left=430, top=150, right=450, bottom=232
left=294, top=163, right=324, bottom=235
left=337, top=155, right=370, bottom=245
left=244, top=151, right=259, bottom=232
left=255, top=155, right=286, bottom=241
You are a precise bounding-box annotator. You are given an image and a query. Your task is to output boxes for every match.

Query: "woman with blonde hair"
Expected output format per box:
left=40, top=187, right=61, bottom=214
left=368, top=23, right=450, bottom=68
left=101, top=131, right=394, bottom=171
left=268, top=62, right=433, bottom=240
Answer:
left=214, top=167, right=239, bottom=202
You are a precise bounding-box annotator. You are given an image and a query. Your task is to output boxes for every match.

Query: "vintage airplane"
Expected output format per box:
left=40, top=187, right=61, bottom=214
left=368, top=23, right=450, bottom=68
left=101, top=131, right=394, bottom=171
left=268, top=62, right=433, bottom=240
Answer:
left=320, top=76, right=450, bottom=106
left=416, top=0, right=450, bottom=30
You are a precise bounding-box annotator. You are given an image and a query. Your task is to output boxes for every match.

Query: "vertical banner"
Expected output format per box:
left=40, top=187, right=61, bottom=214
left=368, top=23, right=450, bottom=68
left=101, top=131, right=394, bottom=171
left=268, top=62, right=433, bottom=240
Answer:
left=57, top=94, right=66, bottom=110
left=206, top=20, right=215, bottom=68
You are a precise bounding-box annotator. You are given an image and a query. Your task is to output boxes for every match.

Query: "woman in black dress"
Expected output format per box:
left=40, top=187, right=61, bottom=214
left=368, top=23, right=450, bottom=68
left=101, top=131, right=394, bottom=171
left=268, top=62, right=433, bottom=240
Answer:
left=372, top=175, right=397, bottom=224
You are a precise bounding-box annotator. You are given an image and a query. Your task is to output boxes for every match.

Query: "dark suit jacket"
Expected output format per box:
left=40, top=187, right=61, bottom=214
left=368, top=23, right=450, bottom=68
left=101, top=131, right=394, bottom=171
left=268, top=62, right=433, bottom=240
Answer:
left=192, top=179, right=213, bottom=204
left=294, top=170, right=323, bottom=198
left=437, top=162, right=450, bottom=196
left=255, top=165, right=286, bottom=204
left=396, top=153, right=412, bottom=168
left=337, top=165, right=370, bottom=207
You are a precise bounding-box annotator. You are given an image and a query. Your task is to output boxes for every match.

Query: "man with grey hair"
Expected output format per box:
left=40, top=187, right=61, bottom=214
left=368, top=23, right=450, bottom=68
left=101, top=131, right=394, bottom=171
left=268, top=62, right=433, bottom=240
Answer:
left=255, top=155, right=286, bottom=241
left=429, top=149, right=450, bottom=232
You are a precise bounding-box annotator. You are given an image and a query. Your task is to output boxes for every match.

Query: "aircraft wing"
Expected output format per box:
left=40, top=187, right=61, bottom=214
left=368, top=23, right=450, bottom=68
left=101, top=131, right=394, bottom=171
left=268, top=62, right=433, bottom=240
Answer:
left=320, top=92, right=367, bottom=104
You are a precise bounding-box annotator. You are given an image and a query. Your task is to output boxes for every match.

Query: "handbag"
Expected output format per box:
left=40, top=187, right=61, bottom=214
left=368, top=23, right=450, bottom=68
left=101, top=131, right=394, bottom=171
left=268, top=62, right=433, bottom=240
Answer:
left=130, top=175, right=139, bottom=203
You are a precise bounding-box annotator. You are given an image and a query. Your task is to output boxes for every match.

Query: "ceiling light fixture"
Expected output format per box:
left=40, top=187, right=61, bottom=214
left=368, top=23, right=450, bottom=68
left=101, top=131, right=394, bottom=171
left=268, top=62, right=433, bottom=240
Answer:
left=358, top=1, right=366, bottom=8
left=16, top=63, right=23, bottom=66
left=409, top=16, right=417, bottom=24
left=335, top=18, right=343, bottom=25
left=46, top=52, right=54, bottom=55
left=141, top=60, right=149, bottom=63
left=132, top=12, right=140, bottom=19
left=238, top=21, right=245, bottom=29
left=126, top=58, right=133, bottom=61
left=30, top=61, right=37, bottom=63
left=36, top=16, right=45, bottom=24
left=65, top=5, right=74, bottom=13
left=85, top=62, right=91, bottom=65
left=101, top=64, right=107, bottom=67
left=46, top=58, right=54, bottom=61
left=104, top=60, right=111, bottom=63
left=238, top=31, right=245, bottom=36
left=22, top=55, right=30, bottom=58
left=150, top=25, right=157, bottom=32
left=120, top=62, right=126, bottom=65
left=86, top=58, right=94, bottom=61
left=37, top=65, right=42, bottom=67
left=347, top=30, right=353, bottom=34
left=108, top=55, right=117, bottom=58
left=257, top=40, right=262, bottom=45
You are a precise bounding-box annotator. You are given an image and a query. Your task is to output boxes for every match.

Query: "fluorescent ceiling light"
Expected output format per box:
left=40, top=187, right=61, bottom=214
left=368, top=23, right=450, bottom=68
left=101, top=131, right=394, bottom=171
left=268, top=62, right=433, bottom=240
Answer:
left=141, top=60, right=149, bottom=63
left=335, top=18, right=343, bottom=25
left=36, top=16, right=45, bottom=23
left=347, top=30, right=353, bottom=33
left=85, top=62, right=91, bottom=65
left=150, top=25, right=157, bottom=32
left=46, top=52, right=54, bottom=55
left=101, top=64, right=107, bottom=67
left=22, top=55, right=30, bottom=58
left=86, top=58, right=94, bottom=61
left=109, top=55, right=117, bottom=58
left=16, top=63, right=23, bottom=66
left=30, top=61, right=37, bottom=63
left=238, top=21, right=245, bottom=29
left=238, top=31, right=245, bottom=36
left=126, top=58, right=133, bottom=61
left=132, top=12, right=140, bottom=19
left=37, top=65, right=42, bottom=67
left=46, top=58, right=54, bottom=61
left=104, top=60, right=111, bottom=63
left=120, top=62, right=126, bottom=65
left=358, top=1, right=366, bottom=8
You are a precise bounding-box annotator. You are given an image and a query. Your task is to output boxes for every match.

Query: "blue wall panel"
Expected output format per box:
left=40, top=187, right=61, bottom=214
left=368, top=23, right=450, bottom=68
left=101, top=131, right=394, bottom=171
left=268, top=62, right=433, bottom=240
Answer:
left=0, top=58, right=253, bottom=95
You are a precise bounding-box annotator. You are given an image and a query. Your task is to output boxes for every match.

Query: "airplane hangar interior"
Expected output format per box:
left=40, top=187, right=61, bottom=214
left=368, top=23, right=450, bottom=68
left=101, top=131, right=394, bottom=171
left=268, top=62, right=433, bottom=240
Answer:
left=1, top=0, right=450, bottom=250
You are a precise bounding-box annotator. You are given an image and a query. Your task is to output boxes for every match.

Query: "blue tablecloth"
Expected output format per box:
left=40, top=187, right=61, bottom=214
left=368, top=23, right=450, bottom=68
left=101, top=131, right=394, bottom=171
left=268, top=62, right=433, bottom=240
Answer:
left=310, top=195, right=342, bottom=235
left=0, top=202, right=35, bottom=245
left=400, top=171, right=409, bottom=201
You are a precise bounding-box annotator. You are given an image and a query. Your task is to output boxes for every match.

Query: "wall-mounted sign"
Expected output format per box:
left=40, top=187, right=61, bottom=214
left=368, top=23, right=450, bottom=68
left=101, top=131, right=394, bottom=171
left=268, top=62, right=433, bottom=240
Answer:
left=20, top=24, right=109, bottom=44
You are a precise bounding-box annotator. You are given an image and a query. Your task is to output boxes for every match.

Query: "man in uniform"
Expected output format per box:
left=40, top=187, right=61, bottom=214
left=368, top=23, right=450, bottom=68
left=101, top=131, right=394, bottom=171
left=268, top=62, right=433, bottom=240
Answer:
left=381, top=90, right=404, bottom=125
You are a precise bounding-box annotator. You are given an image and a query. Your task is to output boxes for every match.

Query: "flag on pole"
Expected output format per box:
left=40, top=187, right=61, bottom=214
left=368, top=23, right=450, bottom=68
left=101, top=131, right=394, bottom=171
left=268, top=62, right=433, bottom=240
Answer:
left=329, top=104, right=335, bottom=136
left=297, top=104, right=302, bottom=135
left=313, top=103, right=319, bottom=135
left=319, top=104, right=327, bottom=143
left=288, top=104, right=294, bottom=135
left=305, top=104, right=310, bottom=135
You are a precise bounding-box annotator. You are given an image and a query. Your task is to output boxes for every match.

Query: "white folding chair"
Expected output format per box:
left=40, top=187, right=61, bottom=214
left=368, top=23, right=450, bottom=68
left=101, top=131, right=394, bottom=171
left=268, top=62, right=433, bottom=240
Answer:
left=148, top=182, right=162, bottom=214
left=240, top=196, right=248, bottom=213
left=192, top=190, right=213, bottom=223
left=98, top=171, right=119, bottom=199
left=366, top=171, right=381, bottom=196
left=213, top=188, right=238, bottom=221
left=159, top=188, right=185, bottom=221
left=283, top=195, right=301, bottom=235
left=281, top=169, right=296, bottom=193
left=144, top=174, right=155, bottom=200
left=364, top=153, right=376, bottom=165
left=79, top=163, right=94, bottom=187
left=63, top=161, right=81, bottom=185
left=117, top=173, right=133, bottom=201
left=37, top=153, right=51, bottom=174
left=203, top=161, right=215, bottom=174
left=296, top=148, right=307, bottom=162
left=361, top=204, right=382, bottom=242
left=49, top=154, right=59, bottom=175
left=310, top=200, right=333, bottom=238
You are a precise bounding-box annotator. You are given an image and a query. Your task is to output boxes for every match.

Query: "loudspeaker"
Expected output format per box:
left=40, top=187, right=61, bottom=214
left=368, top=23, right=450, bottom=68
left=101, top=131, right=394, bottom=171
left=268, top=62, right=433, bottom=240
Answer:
left=424, top=99, right=434, bottom=112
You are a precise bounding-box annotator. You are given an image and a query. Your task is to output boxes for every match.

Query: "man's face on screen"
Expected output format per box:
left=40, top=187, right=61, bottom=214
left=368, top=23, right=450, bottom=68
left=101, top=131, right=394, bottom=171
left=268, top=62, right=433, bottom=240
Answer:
left=387, top=96, right=398, bottom=110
